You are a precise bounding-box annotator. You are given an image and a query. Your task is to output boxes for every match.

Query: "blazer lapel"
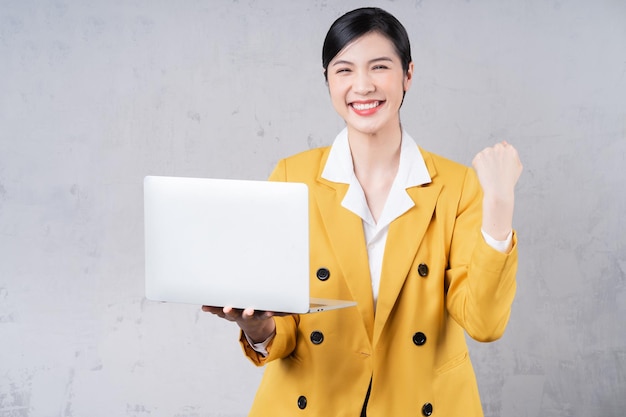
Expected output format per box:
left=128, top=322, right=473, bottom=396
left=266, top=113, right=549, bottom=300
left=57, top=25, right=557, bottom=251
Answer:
left=313, top=179, right=376, bottom=341
left=373, top=152, right=442, bottom=346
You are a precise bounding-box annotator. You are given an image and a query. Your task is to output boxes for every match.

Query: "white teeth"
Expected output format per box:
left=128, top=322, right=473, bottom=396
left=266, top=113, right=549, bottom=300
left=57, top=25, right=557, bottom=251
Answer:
left=352, top=101, right=380, bottom=110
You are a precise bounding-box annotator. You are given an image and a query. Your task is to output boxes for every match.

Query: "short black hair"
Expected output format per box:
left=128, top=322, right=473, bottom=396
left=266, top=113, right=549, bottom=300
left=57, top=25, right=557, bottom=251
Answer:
left=322, top=7, right=412, bottom=81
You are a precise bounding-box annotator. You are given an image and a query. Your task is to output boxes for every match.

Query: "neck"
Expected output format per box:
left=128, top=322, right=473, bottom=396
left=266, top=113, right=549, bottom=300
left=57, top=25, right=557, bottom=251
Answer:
left=347, top=124, right=403, bottom=172
left=347, top=123, right=403, bottom=224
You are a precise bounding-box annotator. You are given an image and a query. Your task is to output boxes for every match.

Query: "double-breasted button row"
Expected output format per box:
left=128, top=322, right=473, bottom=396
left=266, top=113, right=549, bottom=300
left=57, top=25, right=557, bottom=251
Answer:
left=312, top=267, right=328, bottom=346
left=316, top=267, right=330, bottom=281
left=414, top=331, right=431, bottom=415
left=297, top=396, right=432, bottom=414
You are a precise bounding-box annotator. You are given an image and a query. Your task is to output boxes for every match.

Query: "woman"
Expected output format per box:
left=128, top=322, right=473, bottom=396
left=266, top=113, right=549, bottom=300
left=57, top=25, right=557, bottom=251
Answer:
left=204, top=7, right=522, bottom=417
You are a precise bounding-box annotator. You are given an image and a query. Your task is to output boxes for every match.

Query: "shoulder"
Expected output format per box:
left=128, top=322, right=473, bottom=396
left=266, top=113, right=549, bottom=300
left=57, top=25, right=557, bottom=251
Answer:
left=284, top=147, right=329, bottom=165
left=269, top=147, right=330, bottom=182
left=419, top=147, right=482, bottom=206
left=420, top=148, right=473, bottom=180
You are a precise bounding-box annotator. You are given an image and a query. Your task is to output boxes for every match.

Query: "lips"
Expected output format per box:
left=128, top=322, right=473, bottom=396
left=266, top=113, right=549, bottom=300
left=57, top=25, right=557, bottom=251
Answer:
left=350, top=100, right=384, bottom=116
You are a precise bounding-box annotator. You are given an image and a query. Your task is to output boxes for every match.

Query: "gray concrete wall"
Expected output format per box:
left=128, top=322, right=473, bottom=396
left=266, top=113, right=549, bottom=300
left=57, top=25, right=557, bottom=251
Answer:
left=1, top=0, right=624, bottom=416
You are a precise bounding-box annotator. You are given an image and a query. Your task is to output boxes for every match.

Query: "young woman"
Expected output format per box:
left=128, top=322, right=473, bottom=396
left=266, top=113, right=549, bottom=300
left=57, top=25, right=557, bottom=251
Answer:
left=204, top=7, right=522, bottom=417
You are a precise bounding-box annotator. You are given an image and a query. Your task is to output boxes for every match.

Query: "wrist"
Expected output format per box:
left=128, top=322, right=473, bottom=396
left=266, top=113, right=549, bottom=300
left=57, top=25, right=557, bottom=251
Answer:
left=482, top=196, right=514, bottom=241
left=242, top=319, right=276, bottom=344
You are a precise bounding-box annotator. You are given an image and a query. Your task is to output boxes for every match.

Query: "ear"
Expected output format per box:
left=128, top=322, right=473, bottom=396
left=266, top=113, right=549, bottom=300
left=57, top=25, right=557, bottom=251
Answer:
left=403, top=61, right=414, bottom=91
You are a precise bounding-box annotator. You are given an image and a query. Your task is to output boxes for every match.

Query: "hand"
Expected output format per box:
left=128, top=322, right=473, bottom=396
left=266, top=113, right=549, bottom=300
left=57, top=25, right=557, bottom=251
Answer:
left=472, top=141, right=523, bottom=241
left=201, top=305, right=278, bottom=343
left=472, top=141, right=523, bottom=202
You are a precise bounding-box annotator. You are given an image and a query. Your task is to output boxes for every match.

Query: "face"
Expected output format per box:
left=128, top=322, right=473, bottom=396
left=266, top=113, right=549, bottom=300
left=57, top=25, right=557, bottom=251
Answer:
left=326, top=31, right=413, bottom=137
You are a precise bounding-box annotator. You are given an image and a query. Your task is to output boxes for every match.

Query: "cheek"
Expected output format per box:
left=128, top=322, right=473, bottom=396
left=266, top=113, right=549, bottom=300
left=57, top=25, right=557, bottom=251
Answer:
left=327, top=81, right=347, bottom=104
left=327, top=80, right=339, bottom=95
left=389, top=79, right=408, bottom=100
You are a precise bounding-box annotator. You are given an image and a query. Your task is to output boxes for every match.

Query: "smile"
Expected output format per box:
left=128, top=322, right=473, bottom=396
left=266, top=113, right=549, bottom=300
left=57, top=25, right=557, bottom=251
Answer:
left=351, top=101, right=382, bottom=111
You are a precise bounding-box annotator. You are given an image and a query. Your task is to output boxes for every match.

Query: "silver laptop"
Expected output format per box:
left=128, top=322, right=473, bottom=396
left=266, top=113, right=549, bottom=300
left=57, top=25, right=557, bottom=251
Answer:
left=143, top=175, right=356, bottom=314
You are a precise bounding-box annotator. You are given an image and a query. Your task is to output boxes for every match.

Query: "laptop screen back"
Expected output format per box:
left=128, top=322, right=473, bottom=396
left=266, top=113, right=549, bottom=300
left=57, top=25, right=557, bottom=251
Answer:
left=144, top=176, right=310, bottom=313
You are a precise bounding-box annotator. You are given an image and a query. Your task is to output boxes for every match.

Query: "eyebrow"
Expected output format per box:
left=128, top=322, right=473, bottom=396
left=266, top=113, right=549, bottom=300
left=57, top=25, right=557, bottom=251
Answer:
left=332, top=57, right=395, bottom=66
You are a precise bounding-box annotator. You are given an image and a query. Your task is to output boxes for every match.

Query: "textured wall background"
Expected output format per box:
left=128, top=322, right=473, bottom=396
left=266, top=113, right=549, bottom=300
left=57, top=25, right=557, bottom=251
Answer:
left=1, top=0, right=625, bottom=416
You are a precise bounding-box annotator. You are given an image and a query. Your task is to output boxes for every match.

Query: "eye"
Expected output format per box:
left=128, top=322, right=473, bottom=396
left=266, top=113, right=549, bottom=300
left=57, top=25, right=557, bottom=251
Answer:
left=335, top=67, right=351, bottom=74
left=372, top=64, right=389, bottom=70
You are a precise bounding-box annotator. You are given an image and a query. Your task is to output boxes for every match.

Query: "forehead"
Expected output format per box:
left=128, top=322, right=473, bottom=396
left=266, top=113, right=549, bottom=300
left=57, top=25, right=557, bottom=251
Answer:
left=331, top=31, right=399, bottom=63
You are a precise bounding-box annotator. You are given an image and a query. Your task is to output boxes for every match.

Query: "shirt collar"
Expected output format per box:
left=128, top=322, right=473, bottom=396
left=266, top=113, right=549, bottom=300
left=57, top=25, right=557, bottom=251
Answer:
left=321, top=127, right=432, bottom=228
left=321, top=127, right=431, bottom=188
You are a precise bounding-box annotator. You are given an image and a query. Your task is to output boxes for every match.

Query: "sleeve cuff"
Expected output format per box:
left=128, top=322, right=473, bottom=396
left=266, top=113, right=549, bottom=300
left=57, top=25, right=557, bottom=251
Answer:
left=243, top=332, right=275, bottom=357
left=481, top=228, right=513, bottom=253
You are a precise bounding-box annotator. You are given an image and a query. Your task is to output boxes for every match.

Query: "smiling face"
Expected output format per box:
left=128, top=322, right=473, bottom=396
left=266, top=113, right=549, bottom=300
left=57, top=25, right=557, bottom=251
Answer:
left=327, top=31, right=414, bottom=138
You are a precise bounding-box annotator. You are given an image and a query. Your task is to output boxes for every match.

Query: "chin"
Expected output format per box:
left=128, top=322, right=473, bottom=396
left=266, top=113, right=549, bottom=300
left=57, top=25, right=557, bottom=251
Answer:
left=348, top=119, right=394, bottom=136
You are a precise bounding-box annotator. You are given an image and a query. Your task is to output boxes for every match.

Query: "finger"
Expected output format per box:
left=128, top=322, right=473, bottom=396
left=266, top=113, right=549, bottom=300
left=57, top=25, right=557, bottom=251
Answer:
left=202, top=307, right=228, bottom=320
left=270, top=311, right=294, bottom=317
left=260, top=310, right=278, bottom=319
left=242, top=308, right=256, bottom=319
left=237, top=308, right=280, bottom=320
left=223, top=306, right=238, bottom=317
left=243, top=308, right=274, bottom=320
left=492, top=142, right=507, bottom=151
left=219, top=306, right=244, bottom=321
left=202, top=305, right=223, bottom=315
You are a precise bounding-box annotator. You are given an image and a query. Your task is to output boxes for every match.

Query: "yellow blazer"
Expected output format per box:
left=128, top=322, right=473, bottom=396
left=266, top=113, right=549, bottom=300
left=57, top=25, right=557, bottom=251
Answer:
left=240, top=145, right=518, bottom=417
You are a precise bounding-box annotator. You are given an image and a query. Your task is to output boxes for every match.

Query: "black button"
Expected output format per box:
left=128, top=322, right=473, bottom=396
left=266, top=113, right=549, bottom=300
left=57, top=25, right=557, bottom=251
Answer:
left=422, top=402, right=433, bottom=416
left=316, top=267, right=330, bottom=281
left=297, top=395, right=307, bottom=409
left=310, top=331, right=324, bottom=345
left=418, top=263, right=429, bottom=277
left=413, top=332, right=427, bottom=346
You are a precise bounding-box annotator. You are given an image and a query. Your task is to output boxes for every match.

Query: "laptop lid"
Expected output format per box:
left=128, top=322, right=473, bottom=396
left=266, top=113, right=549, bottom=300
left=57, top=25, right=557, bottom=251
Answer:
left=144, top=175, right=315, bottom=314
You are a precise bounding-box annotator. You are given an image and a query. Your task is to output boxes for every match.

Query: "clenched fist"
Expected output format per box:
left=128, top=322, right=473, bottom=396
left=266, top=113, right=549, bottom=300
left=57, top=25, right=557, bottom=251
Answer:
left=472, top=141, right=523, bottom=242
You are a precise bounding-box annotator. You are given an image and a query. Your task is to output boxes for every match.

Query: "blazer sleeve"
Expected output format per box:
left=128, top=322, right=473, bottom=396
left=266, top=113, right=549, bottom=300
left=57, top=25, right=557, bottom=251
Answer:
left=239, top=315, right=300, bottom=366
left=444, top=167, right=519, bottom=342
left=238, top=158, right=301, bottom=365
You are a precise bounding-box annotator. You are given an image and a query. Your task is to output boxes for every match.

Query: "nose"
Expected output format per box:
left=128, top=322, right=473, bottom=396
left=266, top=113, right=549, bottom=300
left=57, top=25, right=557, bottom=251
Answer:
left=352, top=70, right=375, bottom=95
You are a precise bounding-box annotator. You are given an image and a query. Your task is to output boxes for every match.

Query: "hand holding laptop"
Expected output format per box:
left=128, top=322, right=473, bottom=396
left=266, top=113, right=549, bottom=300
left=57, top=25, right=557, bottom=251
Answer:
left=201, top=305, right=281, bottom=344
